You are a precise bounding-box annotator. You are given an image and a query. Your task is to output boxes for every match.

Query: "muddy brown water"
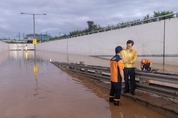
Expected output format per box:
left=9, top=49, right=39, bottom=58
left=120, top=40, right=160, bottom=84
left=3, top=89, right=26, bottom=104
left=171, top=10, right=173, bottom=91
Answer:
left=0, top=51, right=169, bottom=118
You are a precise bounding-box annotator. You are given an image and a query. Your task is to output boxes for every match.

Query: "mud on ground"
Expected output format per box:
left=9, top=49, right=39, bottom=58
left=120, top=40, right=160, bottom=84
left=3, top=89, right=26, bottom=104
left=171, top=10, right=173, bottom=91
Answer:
left=62, top=68, right=178, bottom=118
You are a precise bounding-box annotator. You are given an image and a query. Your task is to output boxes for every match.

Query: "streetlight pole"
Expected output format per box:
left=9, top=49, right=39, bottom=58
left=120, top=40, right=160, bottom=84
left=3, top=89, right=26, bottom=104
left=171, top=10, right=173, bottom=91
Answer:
left=20, top=12, right=46, bottom=51
left=33, top=14, right=35, bottom=41
left=33, top=14, right=36, bottom=50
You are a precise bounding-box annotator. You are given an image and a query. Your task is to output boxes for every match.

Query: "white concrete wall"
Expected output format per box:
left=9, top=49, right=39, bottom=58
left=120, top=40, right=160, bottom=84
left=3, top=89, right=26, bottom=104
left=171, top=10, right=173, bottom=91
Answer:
left=67, top=21, right=164, bottom=56
left=164, top=18, right=178, bottom=66
left=36, top=18, right=178, bottom=65
left=0, top=51, right=8, bottom=66
left=37, top=39, right=67, bottom=52
left=165, top=18, right=178, bottom=55
left=0, top=41, right=9, bottom=66
left=0, top=41, right=9, bottom=53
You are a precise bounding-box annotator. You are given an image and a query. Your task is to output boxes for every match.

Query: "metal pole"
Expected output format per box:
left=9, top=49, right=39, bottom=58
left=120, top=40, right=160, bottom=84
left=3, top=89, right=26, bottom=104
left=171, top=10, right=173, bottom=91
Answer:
left=33, top=14, right=36, bottom=51
left=23, top=33, right=24, bottom=40
left=20, top=12, right=46, bottom=49
left=41, top=33, right=42, bottom=42
left=46, top=31, right=48, bottom=40
left=67, top=38, right=69, bottom=62
left=19, top=32, right=20, bottom=40
left=163, top=20, right=166, bottom=72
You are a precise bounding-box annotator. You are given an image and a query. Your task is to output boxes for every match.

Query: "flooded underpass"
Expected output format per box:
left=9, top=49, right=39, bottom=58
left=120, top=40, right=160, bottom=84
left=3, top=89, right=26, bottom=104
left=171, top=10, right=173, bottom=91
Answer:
left=0, top=51, right=174, bottom=118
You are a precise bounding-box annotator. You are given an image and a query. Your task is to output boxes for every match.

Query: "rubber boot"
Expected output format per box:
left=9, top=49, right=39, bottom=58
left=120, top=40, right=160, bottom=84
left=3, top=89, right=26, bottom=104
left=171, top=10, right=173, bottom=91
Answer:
left=113, top=99, right=120, bottom=106
left=109, top=96, right=114, bottom=102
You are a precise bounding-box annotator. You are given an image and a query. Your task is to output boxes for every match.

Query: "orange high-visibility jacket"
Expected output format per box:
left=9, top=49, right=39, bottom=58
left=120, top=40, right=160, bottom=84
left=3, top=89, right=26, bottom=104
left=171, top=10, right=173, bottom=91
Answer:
left=110, top=55, right=124, bottom=82
left=140, top=59, right=152, bottom=67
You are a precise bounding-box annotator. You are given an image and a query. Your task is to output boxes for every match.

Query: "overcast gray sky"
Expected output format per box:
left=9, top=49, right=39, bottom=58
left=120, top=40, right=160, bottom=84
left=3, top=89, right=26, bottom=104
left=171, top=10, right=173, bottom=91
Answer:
left=0, top=0, right=178, bottom=39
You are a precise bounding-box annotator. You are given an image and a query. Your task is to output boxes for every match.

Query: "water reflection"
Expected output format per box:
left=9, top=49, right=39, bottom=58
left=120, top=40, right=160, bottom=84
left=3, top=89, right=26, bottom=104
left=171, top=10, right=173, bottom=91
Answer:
left=36, top=51, right=110, bottom=67
left=0, top=51, right=170, bottom=118
left=36, top=51, right=178, bottom=74
left=109, top=103, right=124, bottom=118
left=33, top=50, right=39, bottom=96
left=25, top=52, right=28, bottom=60
left=0, top=51, right=8, bottom=66
left=65, top=70, right=168, bottom=118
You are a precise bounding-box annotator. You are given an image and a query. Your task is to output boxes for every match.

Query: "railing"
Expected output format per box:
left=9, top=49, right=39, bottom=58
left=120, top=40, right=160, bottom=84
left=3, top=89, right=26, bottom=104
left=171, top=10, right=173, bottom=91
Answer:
left=52, top=61, right=178, bottom=99
left=45, top=12, right=178, bottom=42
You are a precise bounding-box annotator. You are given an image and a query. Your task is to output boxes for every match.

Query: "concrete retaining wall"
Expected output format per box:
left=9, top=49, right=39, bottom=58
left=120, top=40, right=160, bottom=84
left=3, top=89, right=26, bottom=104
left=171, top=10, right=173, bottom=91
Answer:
left=0, top=41, right=9, bottom=65
left=0, top=41, right=9, bottom=53
left=36, top=18, right=178, bottom=66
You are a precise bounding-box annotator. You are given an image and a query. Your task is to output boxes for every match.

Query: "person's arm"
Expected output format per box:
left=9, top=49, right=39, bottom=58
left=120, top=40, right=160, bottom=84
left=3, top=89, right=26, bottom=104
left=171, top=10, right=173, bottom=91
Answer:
left=121, top=50, right=129, bottom=64
left=120, top=69, right=124, bottom=82
left=129, top=50, right=137, bottom=64
left=150, top=60, right=152, bottom=66
left=118, top=60, right=125, bottom=82
left=140, top=62, right=144, bottom=70
left=140, top=62, right=143, bottom=68
left=121, top=51, right=125, bottom=64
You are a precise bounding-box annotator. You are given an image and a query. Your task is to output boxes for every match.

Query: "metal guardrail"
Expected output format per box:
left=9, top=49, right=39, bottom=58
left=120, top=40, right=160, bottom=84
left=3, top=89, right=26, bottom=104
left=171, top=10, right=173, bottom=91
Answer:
left=52, top=62, right=178, bottom=99
left=48, top=12, right=178, bottom=41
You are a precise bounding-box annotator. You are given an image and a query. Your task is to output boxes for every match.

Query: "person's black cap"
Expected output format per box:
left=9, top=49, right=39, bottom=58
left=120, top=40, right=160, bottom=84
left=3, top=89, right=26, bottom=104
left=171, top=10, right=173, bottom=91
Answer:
left=115, top=46, right=123, bottom=53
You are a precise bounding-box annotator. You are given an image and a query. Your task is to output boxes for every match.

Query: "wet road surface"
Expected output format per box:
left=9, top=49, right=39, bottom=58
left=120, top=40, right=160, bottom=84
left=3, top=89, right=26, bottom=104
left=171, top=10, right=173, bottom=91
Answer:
left=0, top=51, right=169, bottom=118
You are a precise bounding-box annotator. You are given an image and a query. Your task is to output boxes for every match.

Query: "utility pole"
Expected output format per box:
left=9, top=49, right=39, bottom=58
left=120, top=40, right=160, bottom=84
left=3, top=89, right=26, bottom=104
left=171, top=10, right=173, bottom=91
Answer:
left=46, top=31, right=48, bottom=40
left=41, top=33, right=42, bottom=42
left=19, top=32, right=20, bottom=40
left=23, top=33, right=25, bottom=40
left=21, top=12, right=47, bottom=50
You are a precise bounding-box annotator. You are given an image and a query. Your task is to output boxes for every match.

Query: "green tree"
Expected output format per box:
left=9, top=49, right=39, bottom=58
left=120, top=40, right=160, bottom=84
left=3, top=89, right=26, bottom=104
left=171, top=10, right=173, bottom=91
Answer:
left=143, top=14, right=151, bottom=23
left=87, top=21, right=94, bottom=32
left=130, top=19, right=142, bottom=26
left=153, top=11, right=174, bottom=20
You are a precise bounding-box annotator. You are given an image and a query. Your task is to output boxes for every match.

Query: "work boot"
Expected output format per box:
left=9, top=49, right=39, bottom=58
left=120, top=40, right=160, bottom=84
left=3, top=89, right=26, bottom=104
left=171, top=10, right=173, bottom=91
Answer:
left=113, top=99, right=120, bottom=106
left=131, top=92, right=135, bottom=95
left=109, top=96, right=114, bottom=102
left=124, top=90, right=130, bottom=94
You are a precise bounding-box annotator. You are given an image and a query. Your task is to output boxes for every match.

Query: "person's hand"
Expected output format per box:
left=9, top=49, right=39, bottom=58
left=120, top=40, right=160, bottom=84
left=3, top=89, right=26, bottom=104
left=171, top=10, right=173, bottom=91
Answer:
left=125, top=61, right=132, bottom=64
left=124, top=61, right=129, bottom=64
left=122, top=79, right=125, bottom=83
left=128, top=61, right=132, bottom=64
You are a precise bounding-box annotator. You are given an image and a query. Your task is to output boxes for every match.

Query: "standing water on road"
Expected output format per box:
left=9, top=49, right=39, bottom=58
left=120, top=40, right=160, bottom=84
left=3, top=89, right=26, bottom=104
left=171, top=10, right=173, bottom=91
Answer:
left=0, top=51, right=168, bottom=118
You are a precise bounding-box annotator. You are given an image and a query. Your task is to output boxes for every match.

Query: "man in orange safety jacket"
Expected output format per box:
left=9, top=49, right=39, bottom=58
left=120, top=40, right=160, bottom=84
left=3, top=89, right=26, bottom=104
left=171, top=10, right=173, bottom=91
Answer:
left=109, top=46, right=125, bottom=106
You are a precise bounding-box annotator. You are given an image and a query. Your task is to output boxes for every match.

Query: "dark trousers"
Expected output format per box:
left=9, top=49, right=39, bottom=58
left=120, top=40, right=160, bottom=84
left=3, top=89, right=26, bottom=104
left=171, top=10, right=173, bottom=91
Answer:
left=109, top=82, right=122, bottom=99
left=124, top=68, right=135, bottom=92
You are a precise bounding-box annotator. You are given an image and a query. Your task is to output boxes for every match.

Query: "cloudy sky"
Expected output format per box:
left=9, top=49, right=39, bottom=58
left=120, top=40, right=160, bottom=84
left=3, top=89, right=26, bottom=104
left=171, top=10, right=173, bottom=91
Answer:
left=0, top=0, right=178, bottom=39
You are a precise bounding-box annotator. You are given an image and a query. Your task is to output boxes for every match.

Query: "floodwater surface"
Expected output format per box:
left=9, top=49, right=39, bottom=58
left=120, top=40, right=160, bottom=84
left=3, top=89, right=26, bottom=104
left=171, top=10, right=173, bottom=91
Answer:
left=0, top=51, right=169, bottom=118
